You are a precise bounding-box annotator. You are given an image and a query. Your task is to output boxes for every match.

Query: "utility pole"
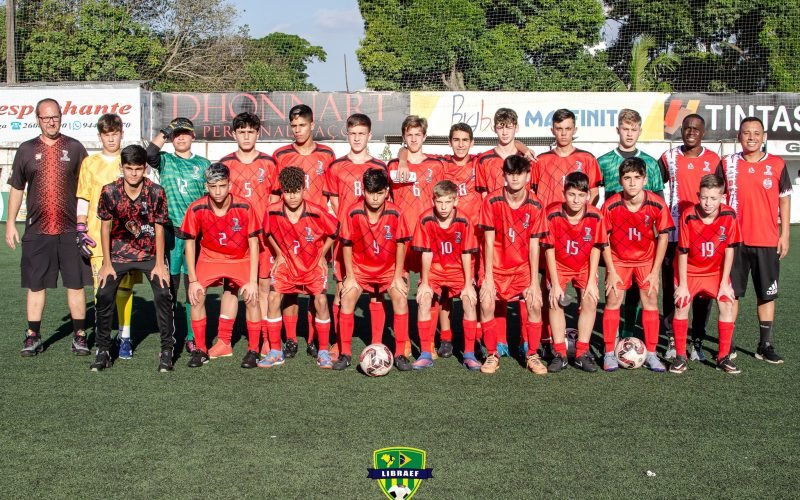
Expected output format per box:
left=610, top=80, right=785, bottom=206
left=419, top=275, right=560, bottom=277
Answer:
left=344, top=53, right=350, bottom=93
left=6, top=0, right=17, bottom=84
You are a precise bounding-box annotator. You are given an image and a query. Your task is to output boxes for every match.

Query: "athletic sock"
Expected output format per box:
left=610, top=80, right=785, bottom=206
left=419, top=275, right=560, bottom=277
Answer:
left=481, top=319, right=498, bottom=355
left=217, top=316, right=235, bottom=345
left=526, top=322, right=543, bottom=356
left=72, top=318, right=86, bottom=334
left=246, top=321, right=261, bottom=352
left=266, top=317, right=283, bottom=350
left=116, top=286, right=133, bottom=338
left=602, top=308, right=621, bottom=353
left=718, top=321, right=735, bottom=360
left=283, top=314, right=298, bottom=342
left=575, top=341, right=590, bottom=358
left=417, top=318, right=435, bottom=355
left=315, top=317, right=331, bottom=352
left=369, top=301, right=385, bottom=344
left=339, top=312, right=355, bottom=356
left=307, top=311, right=316, bottom=344
left=496, top=312, right=507, bottom=346
left=440, top=329, right=453, bottom=342
left=673, top=318, right=689, bottom=357
left=642, top=309, right=660, bottom=353
left=555, top=341, right=567, bottom=358
left=759, top=320, right=773, bottom=345
left=463, top=320, right=477, bottom=355
left=519, top=302, right=529, bottom=347
left=393, top=313, right=409, bottom=358
left=191, top=318, right=207, bottom=352
left=28, top=321, right=41, bottom=335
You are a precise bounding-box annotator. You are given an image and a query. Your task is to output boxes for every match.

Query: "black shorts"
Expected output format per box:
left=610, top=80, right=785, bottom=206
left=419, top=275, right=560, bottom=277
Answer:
left=731, top=245, right=780, bottom=300
left=21, top=232, right=92, bottom=291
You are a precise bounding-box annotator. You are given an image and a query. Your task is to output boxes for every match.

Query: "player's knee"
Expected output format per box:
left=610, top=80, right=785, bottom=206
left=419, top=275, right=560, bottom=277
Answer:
left=313, top=294, right=328, bottom=312
left=95, top=284, right=116, bottom=306
left=152, top=285, right=172, bottom=304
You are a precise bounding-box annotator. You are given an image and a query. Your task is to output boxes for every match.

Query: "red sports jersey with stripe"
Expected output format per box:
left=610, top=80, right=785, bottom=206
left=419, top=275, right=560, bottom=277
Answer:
left=264, top=200, right=338, bottom=280
left=339, top=201, right=412, bottom=284
left=478, top=189, right=547, bottom=275
left=660, top=146, right=722, bottom=224
left=411, top=208, right=479, bottom=283
left=541, top=203, right=608, bottom=271
left=531, top=149, right=602, bottom=208
left=442, top=154, right=481, bottom=221
left=272, top=143, right=335, bottom=208
left=601, top=191, right=674, bottom=267
left=323, top=156, right=386, bottom=218
left=180, top=194, right=261, bottom=261
left=721, top=152, right=792, bottom=247
left=475, top=150, right=532, bottom=196
left=218, top=152, right=277, bottom=222
left=387, top=156, right=445, bottom=232
left=677, top=204, right=741, bottom=276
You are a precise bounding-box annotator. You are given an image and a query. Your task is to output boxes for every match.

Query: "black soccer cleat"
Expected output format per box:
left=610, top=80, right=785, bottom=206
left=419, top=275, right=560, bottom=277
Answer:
left=72, top=332, right=91, bottom=356
left=306, top=342, right=318, bottom=358
left=755, top=343, right=784, bottom=364
left=241, top=350, right=259, bottom=369
left=187, top=349, right=209, bottom=368
left=716, top=355, right=741, bottom=374
left=669, top=355, right=688, bottom=374
left=394, top=355, right=413, bottom=372
left=158, top=350, right=174, bottom=372
left=547, top=353, right=568, bottom=373
left=21, top=331, right=43, bottom=357
left=283, top=339, right=298, bottom=359
left=332, top=354, right=352, bottom=371
left=90, top=350, right=112, bottom=372
left=437, top=341, right=454, bottom=359
left=573, top=351, right=598, bottom=373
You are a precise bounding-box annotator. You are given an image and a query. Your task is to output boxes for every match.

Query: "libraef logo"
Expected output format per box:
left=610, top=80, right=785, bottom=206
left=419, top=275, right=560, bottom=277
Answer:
left=367, top=447, right=433, bottom=499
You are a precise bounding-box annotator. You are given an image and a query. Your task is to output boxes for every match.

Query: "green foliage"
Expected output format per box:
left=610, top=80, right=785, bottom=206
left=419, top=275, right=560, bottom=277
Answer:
left=241, top=33, right=326, bottom=91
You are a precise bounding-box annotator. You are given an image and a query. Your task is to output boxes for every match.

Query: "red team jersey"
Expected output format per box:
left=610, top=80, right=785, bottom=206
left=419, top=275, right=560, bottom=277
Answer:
left=475, top=150, right=532, bottom=197
left=264, top=200, right=338, bottom=282
left=387, top=156, right=445, bottom=232
left=411, top=208, right=479, bottom=285
left=180, top=194, right=261, bottom=261
left=721, top=152, right=792, bottom=247
left=531, top=149, right=602, bottom=208
left=478, top=190, right=547, bottom=276
left=601, top=192, right=674, bottom=267
left=677, top=204, right=741, bottom=277
left=324, top=156, right=387, bottom=218
left=339, top=201, right=412, bottom=286
left=218, top=152, right=277, bottom=222
left=442, top=154, right=481, bottom=221
left=541, top=203, right=608, bottom=273
left=272, top=143, right=335, bottom=208
left=660, top=147, right=722, bottom=236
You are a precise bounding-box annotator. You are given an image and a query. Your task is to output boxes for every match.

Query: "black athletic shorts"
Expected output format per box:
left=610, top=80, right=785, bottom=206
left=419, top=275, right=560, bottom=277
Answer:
left=21, top=232, right=91, bottom=291
left=731, top=245, right=780, bottom=300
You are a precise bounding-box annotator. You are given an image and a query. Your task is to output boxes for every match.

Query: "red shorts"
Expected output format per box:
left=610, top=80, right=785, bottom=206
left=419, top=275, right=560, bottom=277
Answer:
left=258, top=246, right=275, bottom=279
left=484, top=267, right=532, bottom=302
left=547, top=266, right=596, bottom=291
left=197, top=257, right=251, bottom=289
left=676, top=274, right=729, bottom=302
left=270, top=261, right=328, bottom=296
left=428, top=279, right=466, bottom=299
left=614, top=264, right=652, bottom=290
left=404, top=248, right=422, bottom=274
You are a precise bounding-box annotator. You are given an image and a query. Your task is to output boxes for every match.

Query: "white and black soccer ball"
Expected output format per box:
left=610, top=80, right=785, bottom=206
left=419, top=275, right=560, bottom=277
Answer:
left=359, top=343, right=393, bottom=377
left=614, top=337, right=647, bottom=369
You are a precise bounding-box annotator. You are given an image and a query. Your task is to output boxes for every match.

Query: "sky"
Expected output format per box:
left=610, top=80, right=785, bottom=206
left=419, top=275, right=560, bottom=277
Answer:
left=231, top=0, right=367, bottom=92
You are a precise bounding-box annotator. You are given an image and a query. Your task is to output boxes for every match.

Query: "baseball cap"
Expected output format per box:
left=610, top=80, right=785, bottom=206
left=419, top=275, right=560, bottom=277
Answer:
left=170, top=117, right=194, bottom=134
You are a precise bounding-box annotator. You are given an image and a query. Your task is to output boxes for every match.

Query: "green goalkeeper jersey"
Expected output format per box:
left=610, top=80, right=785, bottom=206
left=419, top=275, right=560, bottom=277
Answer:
left=147, top=147, right=209, bottom=227
left=598, top=148, right=664, bottom=196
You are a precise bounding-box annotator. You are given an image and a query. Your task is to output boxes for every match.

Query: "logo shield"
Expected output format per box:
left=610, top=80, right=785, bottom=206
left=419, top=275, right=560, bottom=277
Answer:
left=371, top=447, right=430, bottom=499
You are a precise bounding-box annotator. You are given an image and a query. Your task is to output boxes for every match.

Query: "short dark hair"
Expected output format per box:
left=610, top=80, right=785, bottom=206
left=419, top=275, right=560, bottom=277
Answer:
left=363, top=168, right=389, bottom=193
left=502, top=155, right=530, bottom=175
left=449, top=123, right=473, bottom=140
left=347, top=113, right=371, bottom=131
left=564, top=171, right=590, bottom=193
left=97, top=113, right=123, bottom=134
left=279, top=166, right=305, bottom=193
left=205, top=162, right=230, bottom=183
left=232, top=112, right=261, bottom=131
left=699, top=174, right=725, bottom=191
left=739, top=116, right=764, bottom=131
left=120, top=145, right=147, bottom=167
left=552, top=108, right=576, bottom=125
left=289, top=104, right=313, bottom=122
left=401, top=115, right=427, bottom=136
left=494, top=108, right=517, bottom=127
left=619, top=157, right=646, bottom=178
left=683, top=113, right=705, bottom=127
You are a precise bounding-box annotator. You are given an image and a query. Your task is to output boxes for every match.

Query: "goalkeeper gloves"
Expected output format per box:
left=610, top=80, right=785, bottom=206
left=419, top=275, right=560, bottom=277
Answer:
left=76, top=222, right=97, bottom=259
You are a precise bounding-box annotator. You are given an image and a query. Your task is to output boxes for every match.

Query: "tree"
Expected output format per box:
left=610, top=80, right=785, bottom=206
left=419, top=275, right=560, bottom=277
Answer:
left=241, top=33, right=326, bottom=91
left=357, top=0, right=618, bottom=91
left=626, top=34, right=680, bottom=91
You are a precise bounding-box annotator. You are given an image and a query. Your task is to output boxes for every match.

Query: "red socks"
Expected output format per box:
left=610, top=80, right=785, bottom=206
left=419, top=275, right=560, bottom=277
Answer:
left=338, top=312, right=354, bottom=356
left=526, top=322, right=542, bottom=356
left=393, top=313, right=409, bottom=358
left=315, top=317, right=331, bottom=353
left=718, top=321, right=735, bottom=360
left=246, top=320, right=261, bottom=352
left=642, top=309, right=660, bottom=352
left=673, top=318, right=689, bottom=357
left=266, top=318, right=282, bottom=350
left=417, top=318, right=435, bottom=355
left=603, top=308, right=621, bottom=353
left=481, top=319, right=498, bottom=355
left=463, top=320, right=477, bottom=355
left=191, top=318, right=207, bottom=352
left=369, top=301, right=385, bottom=344
left=576, top=341, right=590, bottom=358
left=283, top=315, right=298, bottom=342
left=218, top=317, right=235, bottom=344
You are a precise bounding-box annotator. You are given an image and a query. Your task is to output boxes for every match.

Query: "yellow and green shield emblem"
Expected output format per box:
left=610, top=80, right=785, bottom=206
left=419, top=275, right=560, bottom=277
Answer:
left=368, top=446, right=432, bottom=499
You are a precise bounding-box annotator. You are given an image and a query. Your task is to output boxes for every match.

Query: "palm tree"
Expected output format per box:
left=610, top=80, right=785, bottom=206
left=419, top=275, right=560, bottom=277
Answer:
left=628, top=34, right=680, bottom=91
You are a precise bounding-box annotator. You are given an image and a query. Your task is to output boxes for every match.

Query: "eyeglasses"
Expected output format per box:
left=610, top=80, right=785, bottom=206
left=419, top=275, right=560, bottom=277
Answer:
left=38, top=116, right=61, bottom=123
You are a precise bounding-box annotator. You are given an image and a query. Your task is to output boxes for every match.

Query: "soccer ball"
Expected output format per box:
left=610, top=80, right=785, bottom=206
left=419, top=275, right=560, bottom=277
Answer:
left=359, top=343, right=393, bottom=377
left=565, top=328, right=578, bottom=359
left=614, top=337, right=647, bottom=369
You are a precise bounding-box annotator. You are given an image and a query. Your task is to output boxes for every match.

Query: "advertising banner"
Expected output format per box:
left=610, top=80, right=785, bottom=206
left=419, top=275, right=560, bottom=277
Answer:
left=150, top=91, right=409, bottom=142
left=410, top=92, right=668, bottom=142
left=0, top=84, right=142, bottom=147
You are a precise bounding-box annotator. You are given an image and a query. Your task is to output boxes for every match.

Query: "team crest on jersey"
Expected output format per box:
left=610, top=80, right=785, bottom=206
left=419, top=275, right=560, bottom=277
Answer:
left=316, top=160, right=324, bottom=176
left=35, top=153, right=42, bottom=161
left=688, top=162, right=694, bottom=170
left=703, top=161, right=711, bottom=172
left=583, top=227, right=592, bottom=241
left=644, top=214, right=650, bottom=226
left=522, top=213, right=530, bottom=229
left=257, top=168, right=265, bottom=184
left=140, top=202, right=148, bottom=214
left=304, top=226, right=314, bottom=242
left=764, top=164, right=772, bottom=176
left=60, top=150, right=71, bottom=162
left=719, top=226, right=727, bottom=242
left=425, top=168, right=433, bottom=184
left=748, top=166, right=755, bottom=174
left=763, top=179, right=773, bottom=189
left=232, top=217, right=241, bottom=232
left=575, top=160, right=583, bottom=171
left=384, top=225, right=393, bottom=240
left=455, top=231, right=462, bottom=244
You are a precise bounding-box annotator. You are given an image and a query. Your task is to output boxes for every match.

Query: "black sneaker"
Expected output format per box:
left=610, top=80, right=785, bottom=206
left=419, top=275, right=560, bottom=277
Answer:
left=573, top=351, right=598, bottom=372
left=729, top=344, right=738, bottom=359
left=241, top=350, right=259, bottom=369
left=437, top=341, right=454, bottom=358
left=548, top=353, right=568, bottom=373
left=756, top=343, right=784, bottom=364
left=332, top=354, right=352, bottom=371
left=394, top=355, right=413, bottom=371
left=716, top=355, right=741, bottom=374
left=21, top=331, right=43, bottom=357
left=306, top=342, right=318, bottom=358
left=539, top=343, right=556, bottom=362
left=283, top=339, right=298, bottom=359
left=72, top=332, right=91, bottom=356
left=90, top=350, right=112, bottom=372
left=669, top=355, right=688, bottom=374
left=158, top=350, right=174, bottom=372
left=187, top=349, right=209, bottom=368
